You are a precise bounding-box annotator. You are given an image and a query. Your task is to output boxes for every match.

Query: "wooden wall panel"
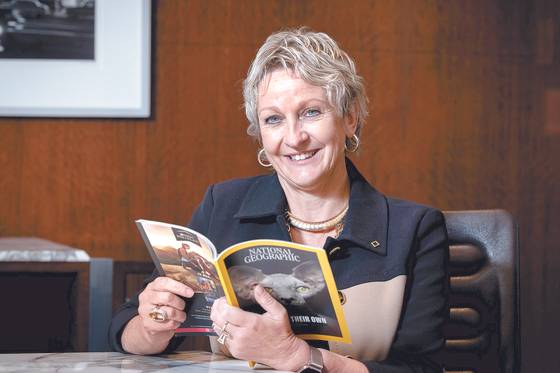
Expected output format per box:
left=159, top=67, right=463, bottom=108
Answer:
left=0, top=1, right=558, bottom=371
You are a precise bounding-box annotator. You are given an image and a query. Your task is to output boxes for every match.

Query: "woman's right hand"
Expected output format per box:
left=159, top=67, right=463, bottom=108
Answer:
left=122, top=276, right=194, bottom=354
left=138, top=276, right=194, bottom=335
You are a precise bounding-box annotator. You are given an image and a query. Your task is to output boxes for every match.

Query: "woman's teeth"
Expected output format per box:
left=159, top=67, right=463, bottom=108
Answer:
left=289, top=151, right=316, bottom=161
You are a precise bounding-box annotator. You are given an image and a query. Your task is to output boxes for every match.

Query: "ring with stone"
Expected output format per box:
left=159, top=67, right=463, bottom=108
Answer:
left=148, top=306, right=168, bottom=323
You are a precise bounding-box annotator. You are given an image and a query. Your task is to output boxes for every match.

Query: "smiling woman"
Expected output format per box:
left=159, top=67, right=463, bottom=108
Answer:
left=110, top=28, right=449, bottom=373
left=257, top=70, right=353, bottom=199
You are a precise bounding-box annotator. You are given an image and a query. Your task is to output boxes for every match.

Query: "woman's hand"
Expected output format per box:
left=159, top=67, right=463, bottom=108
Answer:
left=210, top=285, right=310, bottom=371
left=137, top=276, right=193, bottom=334
left=122, top=276, right=194, bottom=355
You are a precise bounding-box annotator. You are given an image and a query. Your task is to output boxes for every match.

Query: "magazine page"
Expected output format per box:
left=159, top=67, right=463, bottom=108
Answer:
left=215, top=239, right=350, bottom=343
left=135, top=219, right=224, bottom=335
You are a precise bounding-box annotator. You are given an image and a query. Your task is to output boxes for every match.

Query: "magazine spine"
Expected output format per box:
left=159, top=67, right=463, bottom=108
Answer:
left=135, top=220, right=166, bottom=276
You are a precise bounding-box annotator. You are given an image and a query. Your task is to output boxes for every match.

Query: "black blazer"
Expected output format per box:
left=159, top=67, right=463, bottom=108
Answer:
left=110, top=159, right=449, bottom=373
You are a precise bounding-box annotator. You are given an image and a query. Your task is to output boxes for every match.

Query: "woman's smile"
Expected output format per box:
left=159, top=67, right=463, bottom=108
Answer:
left=286, top=150, right=319, bottom=162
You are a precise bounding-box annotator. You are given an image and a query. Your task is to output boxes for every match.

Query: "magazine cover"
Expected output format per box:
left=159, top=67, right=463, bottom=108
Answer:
left=136, top=220, right=224, bottom=334
left=216, top=240, right=350, bottom=343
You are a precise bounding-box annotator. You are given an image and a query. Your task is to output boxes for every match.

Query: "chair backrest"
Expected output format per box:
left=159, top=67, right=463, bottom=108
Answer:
left=440, top=210, right=520, bottom=373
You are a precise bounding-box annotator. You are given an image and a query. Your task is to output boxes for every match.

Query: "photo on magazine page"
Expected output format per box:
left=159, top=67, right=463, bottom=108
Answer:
left=217, top=240, right=349, bottom=342
left=136, top=219, right=224, bottom=300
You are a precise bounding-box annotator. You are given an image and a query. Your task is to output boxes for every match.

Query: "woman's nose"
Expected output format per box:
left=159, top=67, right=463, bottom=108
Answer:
left=284, top=119, right=309, bottom=147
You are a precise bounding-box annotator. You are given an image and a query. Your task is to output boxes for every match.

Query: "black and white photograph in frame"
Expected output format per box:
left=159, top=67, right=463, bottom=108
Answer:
left=0, top=0, right=95, bottom=60
left=0, top=0, right=151, bottom=118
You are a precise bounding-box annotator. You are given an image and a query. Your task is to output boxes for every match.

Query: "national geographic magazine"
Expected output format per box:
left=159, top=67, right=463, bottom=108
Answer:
left=135, top=219, right=351, bottom=343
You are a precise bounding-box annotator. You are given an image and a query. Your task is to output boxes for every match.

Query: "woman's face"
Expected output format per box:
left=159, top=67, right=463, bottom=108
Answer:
left=257, top=69, right=356, bottom=193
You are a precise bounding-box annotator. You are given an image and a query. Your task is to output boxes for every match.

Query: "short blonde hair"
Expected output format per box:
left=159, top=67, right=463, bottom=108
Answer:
left=243, top=27, right=368, bottom=148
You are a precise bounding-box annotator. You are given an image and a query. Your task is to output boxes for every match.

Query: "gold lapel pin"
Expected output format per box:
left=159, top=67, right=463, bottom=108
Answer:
left=338, top=290, right=347, bottom=305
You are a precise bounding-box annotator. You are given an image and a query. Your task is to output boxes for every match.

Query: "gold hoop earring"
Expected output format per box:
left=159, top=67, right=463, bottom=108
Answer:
left=257, top=148, right=272, bottom=167
left=345, top=134, right=360, bottom=153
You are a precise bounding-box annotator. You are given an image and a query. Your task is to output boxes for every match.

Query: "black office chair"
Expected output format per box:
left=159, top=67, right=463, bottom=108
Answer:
left=439, top=210, right=520, bottom=373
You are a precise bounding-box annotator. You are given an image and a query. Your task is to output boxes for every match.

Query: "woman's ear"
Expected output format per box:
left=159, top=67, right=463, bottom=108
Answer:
left=343, top=103, right=359, bottom=137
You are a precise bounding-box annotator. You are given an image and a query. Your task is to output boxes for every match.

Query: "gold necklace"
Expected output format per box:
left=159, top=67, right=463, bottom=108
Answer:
left=287, top=221, right=344, bottom=242
left=286, top=205, right=349, bottom=233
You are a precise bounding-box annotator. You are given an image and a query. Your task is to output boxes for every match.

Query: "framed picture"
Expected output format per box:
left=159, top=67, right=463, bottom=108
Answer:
left=0, top=0, right=151, bottom=118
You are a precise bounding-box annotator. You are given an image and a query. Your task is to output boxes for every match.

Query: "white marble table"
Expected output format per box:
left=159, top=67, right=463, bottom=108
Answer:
left=0, top=351, right=290, bottom=372
left=0, top=237, right=89, bottom=262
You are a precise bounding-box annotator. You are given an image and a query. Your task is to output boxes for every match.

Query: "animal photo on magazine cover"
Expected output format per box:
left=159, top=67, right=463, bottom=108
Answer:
left=224, top=245, right=342, bottom=337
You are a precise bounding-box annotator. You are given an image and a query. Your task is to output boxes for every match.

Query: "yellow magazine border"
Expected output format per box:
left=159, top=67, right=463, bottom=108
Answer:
left=215, top=239, right=351, bottom=344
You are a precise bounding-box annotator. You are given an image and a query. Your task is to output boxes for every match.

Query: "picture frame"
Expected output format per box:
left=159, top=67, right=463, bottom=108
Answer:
left=0, top=0, right=151, bottom=118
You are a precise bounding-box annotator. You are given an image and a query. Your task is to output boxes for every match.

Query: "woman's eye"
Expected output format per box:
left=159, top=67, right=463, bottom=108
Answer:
left=264, top=115, right=282, bottom=125
left=302, top=108, right=321, bottom=118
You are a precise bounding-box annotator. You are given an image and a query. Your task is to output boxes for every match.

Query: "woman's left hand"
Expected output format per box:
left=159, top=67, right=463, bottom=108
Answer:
left=210, top=285, right=310, bottom=371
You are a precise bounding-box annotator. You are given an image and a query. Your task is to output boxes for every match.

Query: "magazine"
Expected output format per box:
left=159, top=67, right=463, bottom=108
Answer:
left=135, top=219, right=351, bottom=343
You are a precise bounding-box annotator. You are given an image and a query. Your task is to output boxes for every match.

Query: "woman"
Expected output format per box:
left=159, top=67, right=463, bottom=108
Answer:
left=110, top=28, right=448, bottom=373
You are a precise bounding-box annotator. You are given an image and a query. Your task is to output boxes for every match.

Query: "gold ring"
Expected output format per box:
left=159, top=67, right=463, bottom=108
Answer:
left=216, top=321, right=230, bottom=344
left=148, top=306, right=168, bottom=323
left=222, top=321, right=230, bottom=333
left=217, top=330, right=230, bottom=344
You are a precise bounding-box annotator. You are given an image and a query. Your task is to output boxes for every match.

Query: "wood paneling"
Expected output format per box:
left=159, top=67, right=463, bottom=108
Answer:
left=0, top=0, right=558, bottom=371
